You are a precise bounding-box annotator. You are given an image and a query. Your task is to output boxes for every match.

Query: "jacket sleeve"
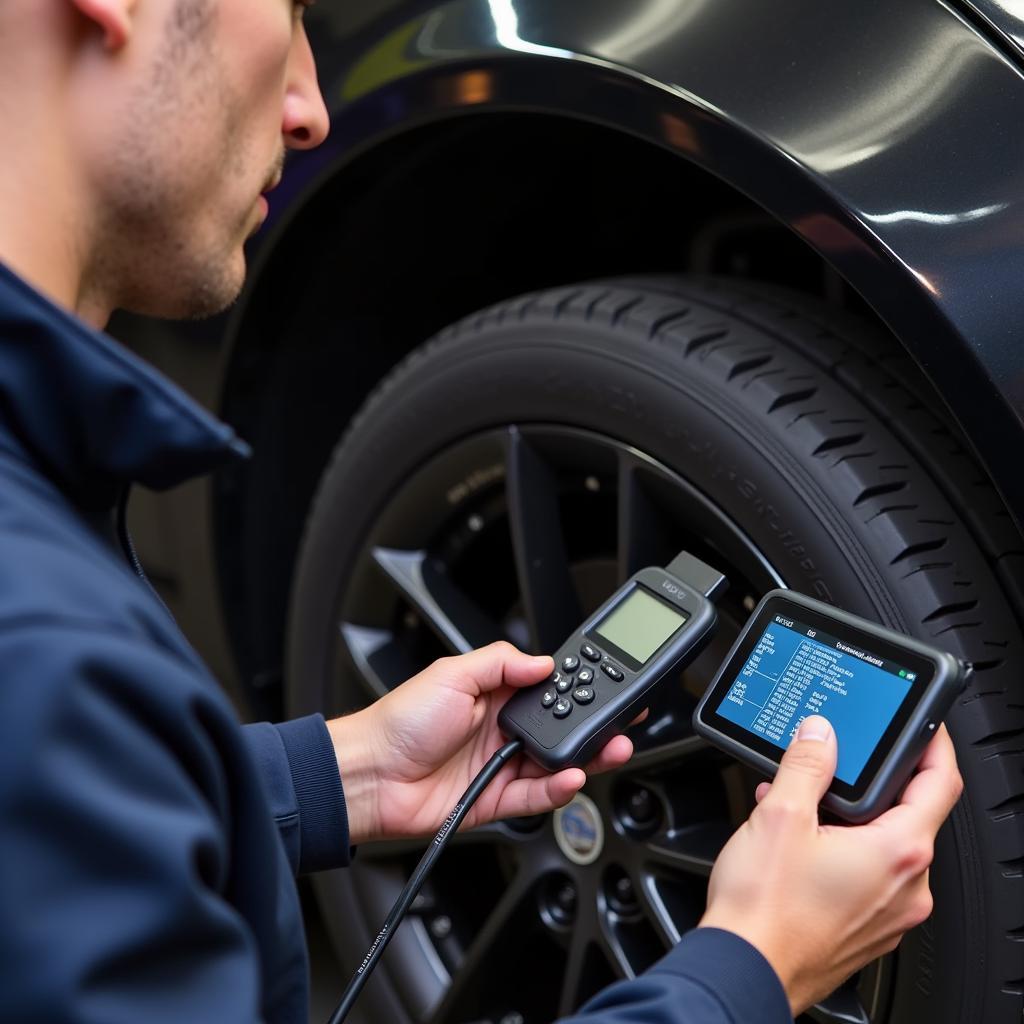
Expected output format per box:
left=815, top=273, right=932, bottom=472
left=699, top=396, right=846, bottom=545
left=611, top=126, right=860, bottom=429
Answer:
left=241, top=714, right=352, bottom=875
left=0, top=624, right=276, bottom=1024
left=557, top=928, right=792, bottom=1024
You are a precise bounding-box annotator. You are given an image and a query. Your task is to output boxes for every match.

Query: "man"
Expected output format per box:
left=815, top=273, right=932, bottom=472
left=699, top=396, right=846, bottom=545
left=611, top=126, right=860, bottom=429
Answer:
left=0, top=1, right=962, bottom=1023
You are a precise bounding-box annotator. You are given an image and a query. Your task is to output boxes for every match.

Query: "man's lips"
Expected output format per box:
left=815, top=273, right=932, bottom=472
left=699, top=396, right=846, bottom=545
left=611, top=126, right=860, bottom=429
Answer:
left=256, top=174, right=281, bottom=220
left=261, top=171, right=283, bottom=196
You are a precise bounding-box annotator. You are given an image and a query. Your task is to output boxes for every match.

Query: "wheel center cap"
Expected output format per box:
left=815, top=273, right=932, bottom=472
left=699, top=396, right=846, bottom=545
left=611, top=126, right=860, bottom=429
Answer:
left=553, top=793, right=604, bottom=865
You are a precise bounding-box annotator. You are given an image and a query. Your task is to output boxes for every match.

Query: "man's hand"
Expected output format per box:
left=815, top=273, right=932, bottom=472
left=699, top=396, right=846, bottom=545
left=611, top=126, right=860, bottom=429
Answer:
left=326, top=641, right=639, bottom=844
left=698, top=715, right=963, bottom=1016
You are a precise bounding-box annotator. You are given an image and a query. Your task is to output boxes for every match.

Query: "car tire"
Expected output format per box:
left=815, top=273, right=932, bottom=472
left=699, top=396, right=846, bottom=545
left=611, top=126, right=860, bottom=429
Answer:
left=287, top=275, right=1023, bottom=1024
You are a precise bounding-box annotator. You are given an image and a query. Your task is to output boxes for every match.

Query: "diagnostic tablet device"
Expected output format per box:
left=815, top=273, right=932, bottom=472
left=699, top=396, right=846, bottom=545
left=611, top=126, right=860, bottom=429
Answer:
left=693, top=589, right=970, bottom=823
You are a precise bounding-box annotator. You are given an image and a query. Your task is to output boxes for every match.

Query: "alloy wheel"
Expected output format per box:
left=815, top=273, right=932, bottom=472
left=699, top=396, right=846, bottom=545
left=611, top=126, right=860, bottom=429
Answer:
left=322, top=424, right=890, bottom=1024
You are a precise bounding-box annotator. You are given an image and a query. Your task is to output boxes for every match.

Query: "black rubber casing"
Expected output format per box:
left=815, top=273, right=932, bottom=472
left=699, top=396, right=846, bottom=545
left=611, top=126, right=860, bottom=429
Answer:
left=693, top=589, right=969, bottom=823
left=499, top=567, right=717, bottom=772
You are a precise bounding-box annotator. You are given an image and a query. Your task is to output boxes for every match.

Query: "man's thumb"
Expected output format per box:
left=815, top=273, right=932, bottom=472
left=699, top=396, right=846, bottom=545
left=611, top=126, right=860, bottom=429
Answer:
left=765, top=716, right=837, bottom=812
left=456, top=641, right=552, bottom=692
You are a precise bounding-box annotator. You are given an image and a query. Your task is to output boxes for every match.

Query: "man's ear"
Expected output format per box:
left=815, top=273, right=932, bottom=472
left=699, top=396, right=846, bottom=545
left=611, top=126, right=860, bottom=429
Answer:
left=69, top=0, right=136, bottom=51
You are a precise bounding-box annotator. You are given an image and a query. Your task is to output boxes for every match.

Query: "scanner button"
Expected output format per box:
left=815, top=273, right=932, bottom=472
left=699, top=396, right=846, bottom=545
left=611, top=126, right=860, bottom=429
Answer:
left=553, top=697, right=573, bottom=718
left=541, top=689, right=557, bottom=708
left=601, top=662, right=624, bottom=682
left=919, top=720, right=937, bottom=740
left=573, top=686, right=594, bottom=705
left=580, top=643, right=601, bottom=662
left=562, top=655, right=580, bottom=673
left=577, top=667, right=594, bottom=685
left=555, top=673, right=573, bottom=694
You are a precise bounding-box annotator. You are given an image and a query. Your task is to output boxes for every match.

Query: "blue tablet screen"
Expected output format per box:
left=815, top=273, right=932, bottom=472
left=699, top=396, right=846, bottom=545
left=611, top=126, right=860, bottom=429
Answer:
left=715, top=614, right=914, bottom=784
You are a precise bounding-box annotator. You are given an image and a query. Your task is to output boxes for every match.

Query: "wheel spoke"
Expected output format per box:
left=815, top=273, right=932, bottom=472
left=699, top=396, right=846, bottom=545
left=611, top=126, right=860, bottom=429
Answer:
left=339, top=622, right=414, bottom=699
left=430, top=867, right=537, bottom=1023
left=557, top=925, right=591, bottom=1017
left=616, top=455, right=677, bottom=582
left=356, top=820, right=536, bottom=861
left=625, top=733, right=709, bottom=773
left=643, top=820, right=734, bottom=878
left=806, top=987, right=872, bottom=1024
left=503, top=427, right=582, bottom=652
left=597, top=920, right=635, bottom=980
left=372, top=547, right=503, bottom=654
left=354, top=835, right=430, bottom=861
left=449, top=819, right=539, bottom=848
left=636, top=875, right=683, bottom=946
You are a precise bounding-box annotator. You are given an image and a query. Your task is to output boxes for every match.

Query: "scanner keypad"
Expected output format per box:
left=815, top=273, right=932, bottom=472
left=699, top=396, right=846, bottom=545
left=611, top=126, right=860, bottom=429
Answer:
left=540, top=642, right=626, bottom=714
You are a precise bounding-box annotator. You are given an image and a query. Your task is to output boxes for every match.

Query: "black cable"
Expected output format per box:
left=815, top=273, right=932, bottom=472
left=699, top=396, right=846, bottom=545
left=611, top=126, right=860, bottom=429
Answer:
left=326, top=738, right=524, bottom=1024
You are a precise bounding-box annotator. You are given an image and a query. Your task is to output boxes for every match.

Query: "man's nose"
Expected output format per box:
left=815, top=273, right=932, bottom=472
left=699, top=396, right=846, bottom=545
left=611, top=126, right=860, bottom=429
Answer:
left=283, top=28, right=330, bottom=150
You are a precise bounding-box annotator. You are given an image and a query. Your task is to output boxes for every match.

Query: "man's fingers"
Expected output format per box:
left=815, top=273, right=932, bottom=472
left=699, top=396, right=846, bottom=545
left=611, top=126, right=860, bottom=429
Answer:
left=448, top=641, right=553, bottom=693
left=880, top=724, right=962, bottom=836
left=629, top=708, right=649, bottom=726
left=492, top=768, right=586, bottom=819
left=584, top=733, right=634, bottom=775
left=758, top=716, right=837, bottom=821
left=511, top=733, right=635, bottom=784
left=489, top=728, right=638, bottom=819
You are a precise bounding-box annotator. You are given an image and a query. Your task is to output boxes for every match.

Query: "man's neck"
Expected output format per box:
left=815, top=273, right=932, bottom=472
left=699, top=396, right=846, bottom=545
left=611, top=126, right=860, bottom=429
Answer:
left=0, top=166, right=110, bottom=330
left=0, top=2, right=114, bottom=328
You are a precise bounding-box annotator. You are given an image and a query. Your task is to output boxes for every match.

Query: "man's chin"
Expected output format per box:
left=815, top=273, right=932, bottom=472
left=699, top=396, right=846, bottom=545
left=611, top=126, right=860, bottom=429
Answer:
left=139, top=254, right=247, bottom=322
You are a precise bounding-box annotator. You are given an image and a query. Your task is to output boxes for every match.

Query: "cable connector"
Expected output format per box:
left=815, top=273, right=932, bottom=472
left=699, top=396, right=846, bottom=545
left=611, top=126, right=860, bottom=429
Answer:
left=665, top=551, right=729, bottom=603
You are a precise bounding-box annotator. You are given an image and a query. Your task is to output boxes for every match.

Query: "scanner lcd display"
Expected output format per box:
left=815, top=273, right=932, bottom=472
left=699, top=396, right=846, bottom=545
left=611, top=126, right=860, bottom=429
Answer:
left=593, top=588, right=687, bottom=665
left=715, top=615, right=914, bottom=784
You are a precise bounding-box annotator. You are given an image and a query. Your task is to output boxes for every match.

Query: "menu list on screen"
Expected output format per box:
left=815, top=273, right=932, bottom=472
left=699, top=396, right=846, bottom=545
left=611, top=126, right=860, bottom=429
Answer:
left=715, top=615, right=914, bottom=784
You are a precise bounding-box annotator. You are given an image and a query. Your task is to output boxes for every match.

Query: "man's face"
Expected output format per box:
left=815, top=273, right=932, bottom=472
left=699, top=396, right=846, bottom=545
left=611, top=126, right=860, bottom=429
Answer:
left=73, top=0, right=328, bottom=320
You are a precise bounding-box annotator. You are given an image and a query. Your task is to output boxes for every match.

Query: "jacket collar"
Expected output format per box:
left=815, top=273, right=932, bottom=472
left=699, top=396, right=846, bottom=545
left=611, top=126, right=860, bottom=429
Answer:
left=0, top=261, right=250, bottom=510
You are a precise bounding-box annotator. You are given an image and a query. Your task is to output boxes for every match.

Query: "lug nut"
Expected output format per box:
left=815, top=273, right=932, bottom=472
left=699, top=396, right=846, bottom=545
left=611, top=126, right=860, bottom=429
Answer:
left=411, top=892, right=433, bottom=913
left=628, top=787, right=653, bottom=821
left=430, top=915, right=452, bottom=939
left=607, top=870, right=639, bottom=915
left=543, top=876, right=578, bottom=927
left=556, top=884, right=577, bottom=911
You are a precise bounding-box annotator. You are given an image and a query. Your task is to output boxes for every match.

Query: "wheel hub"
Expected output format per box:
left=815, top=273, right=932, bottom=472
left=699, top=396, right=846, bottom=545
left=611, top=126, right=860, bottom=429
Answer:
left=553, top=792, right=605, bottom=866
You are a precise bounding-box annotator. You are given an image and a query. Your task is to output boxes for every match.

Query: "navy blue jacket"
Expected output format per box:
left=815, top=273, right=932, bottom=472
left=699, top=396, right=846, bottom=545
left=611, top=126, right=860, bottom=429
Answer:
left=0, top=260, right=791, bottom=1024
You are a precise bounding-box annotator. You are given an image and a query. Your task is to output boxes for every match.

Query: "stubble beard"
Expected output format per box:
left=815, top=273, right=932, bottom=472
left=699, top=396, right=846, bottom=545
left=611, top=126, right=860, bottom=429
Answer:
left=89, top=0, right=257, bottom=321
left=91, top=183, right=250, bottom=321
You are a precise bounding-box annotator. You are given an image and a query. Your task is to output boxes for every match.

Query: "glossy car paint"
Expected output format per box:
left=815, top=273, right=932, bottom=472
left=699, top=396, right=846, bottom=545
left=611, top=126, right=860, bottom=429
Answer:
left=955, top=0, right=1024, bottom=60
left=239, top=0, right=1024, bottom=528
